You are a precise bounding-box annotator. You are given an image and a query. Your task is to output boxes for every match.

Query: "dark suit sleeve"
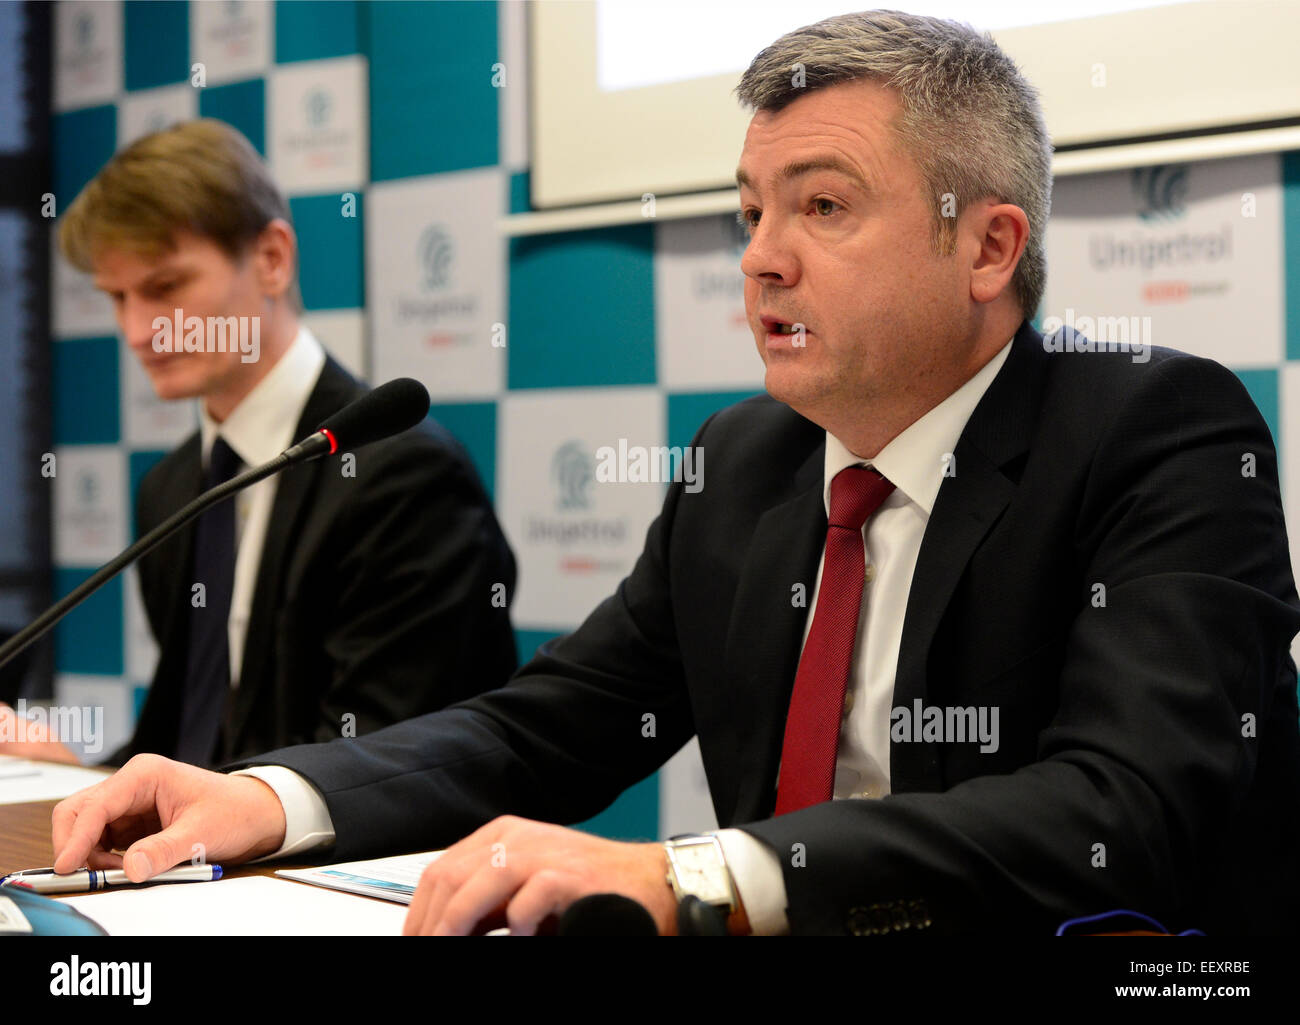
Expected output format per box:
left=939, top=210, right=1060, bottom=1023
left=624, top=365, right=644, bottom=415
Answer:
left=228, top=420, right=714, bottom=861
left=741, top=354, right=1300, bottom=934
left=296, top=433, right=519, bottom=747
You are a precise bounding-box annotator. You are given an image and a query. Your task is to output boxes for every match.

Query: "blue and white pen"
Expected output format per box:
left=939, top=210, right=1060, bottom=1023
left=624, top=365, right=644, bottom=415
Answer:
left=0, top=864, right=222, bottom=894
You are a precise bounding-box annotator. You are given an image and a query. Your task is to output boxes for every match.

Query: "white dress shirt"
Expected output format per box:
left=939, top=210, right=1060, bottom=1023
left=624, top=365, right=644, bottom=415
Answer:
left=197, top=326, right=325, bottom=687
left=236, top=336, right=1016, bottom=918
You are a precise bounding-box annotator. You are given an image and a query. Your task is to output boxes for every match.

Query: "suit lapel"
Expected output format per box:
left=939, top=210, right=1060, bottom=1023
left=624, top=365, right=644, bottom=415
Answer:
left=723, top=444, right=826, bottom=826
left=133, top=436, right=202, bottom=756
left=225, top=358, right=361, bottom=755
left=889, top=319, right=1049, bottom=792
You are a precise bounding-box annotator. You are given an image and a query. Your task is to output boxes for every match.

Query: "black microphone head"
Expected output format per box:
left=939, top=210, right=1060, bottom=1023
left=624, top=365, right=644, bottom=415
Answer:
left=557, top=894, right=659, bottom=936
left=317, top=378, right=430, bottom=452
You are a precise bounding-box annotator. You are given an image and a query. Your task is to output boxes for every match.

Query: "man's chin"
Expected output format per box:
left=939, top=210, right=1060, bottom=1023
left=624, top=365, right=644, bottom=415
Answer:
left=143, top=367, right=203, bottom=402
left=763, top=365, right=825, bottom=414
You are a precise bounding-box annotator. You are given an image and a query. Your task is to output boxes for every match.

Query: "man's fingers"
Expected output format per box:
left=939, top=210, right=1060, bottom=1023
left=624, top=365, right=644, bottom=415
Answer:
left=505, top=869, right=582, bottom=936
left=50, top=791, right=89, bottom=865
left=51, top=763, right=160, bottom=872
left=404, top=874, right=453, bottom=936
left=52, top=796, right=114, bottom=873
left=120, top=814, right=203, bottom=882
left=84, top=849, right=124, bottom=871
left=430, top=864, right=520, bottom=936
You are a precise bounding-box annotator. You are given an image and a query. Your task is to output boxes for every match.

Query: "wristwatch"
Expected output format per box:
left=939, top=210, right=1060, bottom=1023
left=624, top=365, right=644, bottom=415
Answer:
left=664, top=834, right=739, bottom=920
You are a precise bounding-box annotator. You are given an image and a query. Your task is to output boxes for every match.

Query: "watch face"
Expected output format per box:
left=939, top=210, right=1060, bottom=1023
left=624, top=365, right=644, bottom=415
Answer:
left=674, top=844, right=730, bottom=905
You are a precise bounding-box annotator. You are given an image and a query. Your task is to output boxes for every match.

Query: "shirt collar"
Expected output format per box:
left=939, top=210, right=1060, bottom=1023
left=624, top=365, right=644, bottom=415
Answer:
left=199, top=326, right=327, bottom=469
left=823, top=335, right=1014, bottom=518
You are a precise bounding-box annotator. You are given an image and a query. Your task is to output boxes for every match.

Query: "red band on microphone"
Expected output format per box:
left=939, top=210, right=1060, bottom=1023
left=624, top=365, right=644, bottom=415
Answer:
left=321, top=428, right=339, bottom=455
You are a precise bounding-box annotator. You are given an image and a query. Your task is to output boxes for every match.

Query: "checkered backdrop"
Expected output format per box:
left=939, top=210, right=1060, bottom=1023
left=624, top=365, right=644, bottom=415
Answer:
left=47, top=1, right=1300, bottom=842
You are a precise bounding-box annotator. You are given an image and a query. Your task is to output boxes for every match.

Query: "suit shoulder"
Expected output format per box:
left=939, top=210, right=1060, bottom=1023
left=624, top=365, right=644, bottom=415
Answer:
left=339, top=416, right=488, bottom=502
left=692, top=393, right=823, bottom=457
left=1044, top=341, right=1250, bottom=412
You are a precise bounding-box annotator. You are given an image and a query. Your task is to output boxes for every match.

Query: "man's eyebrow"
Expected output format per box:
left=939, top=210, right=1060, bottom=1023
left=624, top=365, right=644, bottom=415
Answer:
left=96, top=263, right=188, bottom=292
left=735, top=157, right=871, bottom=194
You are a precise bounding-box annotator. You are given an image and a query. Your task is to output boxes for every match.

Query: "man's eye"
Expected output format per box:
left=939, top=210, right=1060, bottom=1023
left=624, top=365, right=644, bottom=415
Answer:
left=736, top=209, right=758, bottom=233
left=813, top=198, right=841, bottom=217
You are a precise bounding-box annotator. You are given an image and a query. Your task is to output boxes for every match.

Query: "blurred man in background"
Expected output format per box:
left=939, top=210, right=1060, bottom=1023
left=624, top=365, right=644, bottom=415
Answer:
left=0, top=119, right=518, bottom=768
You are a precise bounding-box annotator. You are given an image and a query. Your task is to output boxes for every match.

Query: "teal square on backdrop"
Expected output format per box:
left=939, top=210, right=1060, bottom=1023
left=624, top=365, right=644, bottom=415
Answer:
left=428, top=401, right=497, bottom=503
left=128, top=451, right=169, bottom=536
left=1283, top=151, right=1300, bottom=361
left=511, top=628, right=660, bottom=842
left=508, top=224, right=656, bottom=389
left=290, top=193, right=364, bottom=310
left=515, top=628, right=560, bottom=669
left=53, top=338, right=120, bottom=446
left=124, top=0, right=189, bottom=91
left=53, top=569, right=124, bottom=676
left=198, top=79, right=266, bottom=154
left=667, top=390, right=762, bottom=453
left=276, top=0, right=360, bottom=62
left=368, top=0, right=498, bottom=180
left=572, top=772, right=660, bottom=842
left=1232, top=368, right=1279, bottom=448
left=509, top=170, right=530, bottom=215
left=53, top=106, right=116, bottom=204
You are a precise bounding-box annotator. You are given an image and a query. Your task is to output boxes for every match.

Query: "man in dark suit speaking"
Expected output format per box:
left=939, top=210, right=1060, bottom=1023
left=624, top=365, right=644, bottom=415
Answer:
left=2, top=119, right=517, bottom=768
left=50, top=12, right=1300, bottom=933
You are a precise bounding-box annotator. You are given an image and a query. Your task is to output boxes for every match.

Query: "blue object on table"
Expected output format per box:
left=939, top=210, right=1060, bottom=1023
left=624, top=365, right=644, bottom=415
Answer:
left=0, top=883, right=108, bottom=935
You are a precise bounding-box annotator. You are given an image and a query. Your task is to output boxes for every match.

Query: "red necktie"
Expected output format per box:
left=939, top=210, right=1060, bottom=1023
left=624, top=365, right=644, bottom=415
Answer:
left=774, top=464, right=896, bottom=815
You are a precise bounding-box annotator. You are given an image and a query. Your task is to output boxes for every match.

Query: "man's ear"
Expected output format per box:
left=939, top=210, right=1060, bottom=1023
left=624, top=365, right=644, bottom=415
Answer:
left=252, top=218, right=298, bottom=302
left=968, top=201, right=1029, bottom=305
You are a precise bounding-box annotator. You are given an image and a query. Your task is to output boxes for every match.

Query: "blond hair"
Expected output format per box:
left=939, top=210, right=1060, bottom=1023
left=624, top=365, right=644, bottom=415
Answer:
left=59, top=118, right=301, bottom=310
left=736, top=10, right=1052, bottom=318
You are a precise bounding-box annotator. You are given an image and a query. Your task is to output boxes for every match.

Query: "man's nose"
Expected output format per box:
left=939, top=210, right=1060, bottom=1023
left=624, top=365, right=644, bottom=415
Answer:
left=739, top=216, right=798, bottom=286
left=119, top=296, right=163, bottom=351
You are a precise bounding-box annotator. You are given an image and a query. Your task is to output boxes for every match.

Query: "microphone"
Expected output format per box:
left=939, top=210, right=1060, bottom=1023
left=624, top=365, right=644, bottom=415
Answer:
left=556, top=894, right=660, bottom=936
left=0, top=378, right=431, bottom=674
left=283, top=376, right=431, bottom=463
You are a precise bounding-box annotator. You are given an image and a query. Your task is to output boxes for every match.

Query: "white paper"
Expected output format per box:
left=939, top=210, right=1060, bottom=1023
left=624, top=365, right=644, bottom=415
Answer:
left=276, top=851, right=443, bottom=904
left=0, top=756, right=111, bottom=805
left=58, top=875, right=407, bottom=936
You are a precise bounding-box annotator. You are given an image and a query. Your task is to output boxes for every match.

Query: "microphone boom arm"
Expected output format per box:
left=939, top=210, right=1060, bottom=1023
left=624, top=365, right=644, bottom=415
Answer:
left=0, top=432, right=332, bottom=673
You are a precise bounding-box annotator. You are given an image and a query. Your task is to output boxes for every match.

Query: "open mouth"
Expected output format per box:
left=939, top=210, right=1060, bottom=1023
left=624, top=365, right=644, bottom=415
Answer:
left=760, top=315, right=809, bottom=338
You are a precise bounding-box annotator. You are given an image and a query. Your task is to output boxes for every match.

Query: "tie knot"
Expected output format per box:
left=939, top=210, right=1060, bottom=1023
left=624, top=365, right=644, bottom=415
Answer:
left=206, top=436, right=243, bottom=488
left=828, top=464, right=894, bottom=530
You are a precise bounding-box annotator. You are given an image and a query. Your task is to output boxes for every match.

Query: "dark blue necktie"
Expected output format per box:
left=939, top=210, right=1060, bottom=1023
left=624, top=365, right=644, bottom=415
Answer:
left=175, top=436, right=242, bottom=765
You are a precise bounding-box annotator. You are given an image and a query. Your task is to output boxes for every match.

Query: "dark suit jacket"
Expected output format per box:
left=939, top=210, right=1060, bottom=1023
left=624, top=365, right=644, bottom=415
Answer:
left=115, top=356, right=518, bottom=766
left=238, top=321, right=1300, bottom=934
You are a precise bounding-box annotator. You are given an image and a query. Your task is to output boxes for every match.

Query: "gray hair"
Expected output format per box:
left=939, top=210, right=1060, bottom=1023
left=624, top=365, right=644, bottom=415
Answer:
left=735, top=10, right=1052, bottom=318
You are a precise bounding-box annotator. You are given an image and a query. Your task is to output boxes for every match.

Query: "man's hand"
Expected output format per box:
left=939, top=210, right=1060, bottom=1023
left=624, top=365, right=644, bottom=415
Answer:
left=403, top=815, right=677, bottom=936
left=51, top=754, right=288, bottom=880
left=0, top=702, right=81, bottom=765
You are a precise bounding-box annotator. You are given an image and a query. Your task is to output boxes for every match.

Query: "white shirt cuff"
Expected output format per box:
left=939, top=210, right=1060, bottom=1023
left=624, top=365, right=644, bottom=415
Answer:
left=715, top=828, right=790, bottom=935
left=229, top=765, right=336, bottom=862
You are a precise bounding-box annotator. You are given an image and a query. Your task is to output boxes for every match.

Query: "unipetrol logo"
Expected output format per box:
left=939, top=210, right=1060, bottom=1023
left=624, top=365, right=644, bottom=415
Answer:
left=552, top=441, right=594, bottom=511
left=76, top=469, right=98, bottom=506
left=418, top=226, right=454, bottom=291
left=304, top=89, right=331, bottom=128
left=1132, top=165, right=1188, bottom=223
left=74, top=10, right=94, bottom=47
